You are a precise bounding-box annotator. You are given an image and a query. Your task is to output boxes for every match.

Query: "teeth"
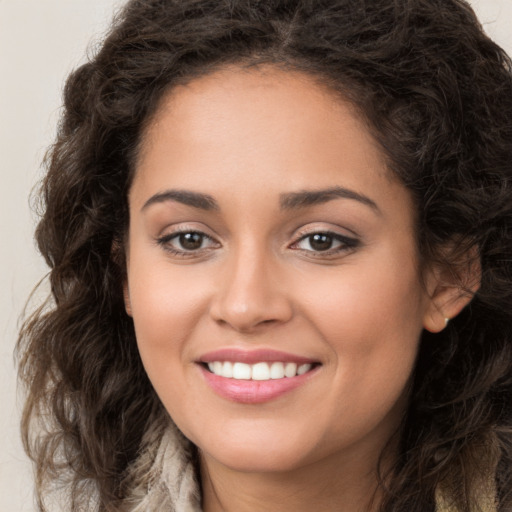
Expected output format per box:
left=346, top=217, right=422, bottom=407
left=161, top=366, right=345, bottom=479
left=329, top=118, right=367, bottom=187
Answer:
left=284, top=362, right=297, bottom=378
left=232, top=362, right=252, bottom=379
left=206, top=361, right=313, bottom=380
left=270, top=362, right=285, bottom=379
left=222, top=361, right=233, bottom=378
left=252, top=362, right=270, bottom=380
left=297, top=363, right=311, bottom=375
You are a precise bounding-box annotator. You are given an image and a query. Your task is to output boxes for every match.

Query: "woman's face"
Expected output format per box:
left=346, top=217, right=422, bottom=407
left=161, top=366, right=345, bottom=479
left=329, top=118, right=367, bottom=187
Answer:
left=125, top=66, right=437, bottom=475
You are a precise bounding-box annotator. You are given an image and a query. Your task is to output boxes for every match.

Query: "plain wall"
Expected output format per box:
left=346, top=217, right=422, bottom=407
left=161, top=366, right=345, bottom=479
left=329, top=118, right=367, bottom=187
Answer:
left=1, top=1, right=510, bottom=510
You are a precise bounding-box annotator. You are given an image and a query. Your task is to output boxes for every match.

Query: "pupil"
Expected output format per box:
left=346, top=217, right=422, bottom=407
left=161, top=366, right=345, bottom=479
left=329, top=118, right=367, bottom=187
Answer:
left=310, top=234, right=332, bottom=251
left=179, top=232, right=203, bottom=250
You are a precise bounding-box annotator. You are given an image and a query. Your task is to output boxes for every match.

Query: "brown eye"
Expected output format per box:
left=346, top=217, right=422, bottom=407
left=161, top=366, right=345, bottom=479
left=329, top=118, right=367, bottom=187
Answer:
left=292, top=231, right=359, bottom=255
left=308, top=233, right=334, bottom=251
left=179, top=232, right=204, bottom=250
left=157, top=230, right=218, bottom=255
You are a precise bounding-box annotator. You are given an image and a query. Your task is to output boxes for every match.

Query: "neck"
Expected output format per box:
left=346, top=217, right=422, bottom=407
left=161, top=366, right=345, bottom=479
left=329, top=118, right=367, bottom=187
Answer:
left=200, top=444, right=392, bottom=512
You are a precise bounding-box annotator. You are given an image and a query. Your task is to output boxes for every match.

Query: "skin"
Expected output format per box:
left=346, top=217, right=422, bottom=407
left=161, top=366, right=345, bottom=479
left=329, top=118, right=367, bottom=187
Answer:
left=124, top=65, right=471, bottom=511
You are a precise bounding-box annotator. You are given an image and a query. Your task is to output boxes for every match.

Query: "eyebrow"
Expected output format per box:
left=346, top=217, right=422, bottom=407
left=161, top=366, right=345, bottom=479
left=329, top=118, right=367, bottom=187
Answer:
left=141, top=189, right=219, bottom=212
left=141, top=186, right=380, bottom=214
left=280, top=187, right=380, bottom=213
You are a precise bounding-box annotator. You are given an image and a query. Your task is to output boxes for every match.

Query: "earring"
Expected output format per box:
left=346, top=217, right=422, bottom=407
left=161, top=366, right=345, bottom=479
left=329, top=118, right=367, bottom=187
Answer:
left=444, top=318, right=450, bottom=326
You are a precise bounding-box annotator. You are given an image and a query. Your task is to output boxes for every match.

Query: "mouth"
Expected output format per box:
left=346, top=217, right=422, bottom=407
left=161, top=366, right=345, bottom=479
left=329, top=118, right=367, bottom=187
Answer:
left=203, top=361, right=319, bottom=380
left=197, top=349, right=321, bottom=403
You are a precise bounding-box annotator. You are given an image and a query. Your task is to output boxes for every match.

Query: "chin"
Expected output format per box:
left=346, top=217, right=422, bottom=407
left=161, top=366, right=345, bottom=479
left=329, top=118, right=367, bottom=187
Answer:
left=188, top=419, right=318, bottom=473
left=202, top=444, right=312, bottom=474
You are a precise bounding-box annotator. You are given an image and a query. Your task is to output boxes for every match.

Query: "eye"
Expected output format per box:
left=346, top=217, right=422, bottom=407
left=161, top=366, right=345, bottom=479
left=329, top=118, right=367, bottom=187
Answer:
left=157, top=230, right=219, bottom=255
left=298, top=233, right=338, bottom=252
left=292, top=231, right=359, bottom=255
left=175, top=232, right=206, bottom=251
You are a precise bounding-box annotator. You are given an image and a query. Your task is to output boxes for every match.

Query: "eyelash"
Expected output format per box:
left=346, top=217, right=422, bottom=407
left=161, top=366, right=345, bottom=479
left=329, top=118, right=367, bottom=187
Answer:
left=290, top=230, right=360, bottom=257
left=156, top=230, right=218, bottom=257
left=156, top=229, right=360, bottom=258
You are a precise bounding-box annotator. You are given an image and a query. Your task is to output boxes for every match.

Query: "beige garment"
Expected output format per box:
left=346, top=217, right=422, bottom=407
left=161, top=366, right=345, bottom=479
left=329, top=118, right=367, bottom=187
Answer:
left=436, top=482, right=497, bottom=512
left=122, top=420, right=201, bottom=512
left=122, top=419, right=497, bottom=512
left=436, top=495, right=496, bottom=512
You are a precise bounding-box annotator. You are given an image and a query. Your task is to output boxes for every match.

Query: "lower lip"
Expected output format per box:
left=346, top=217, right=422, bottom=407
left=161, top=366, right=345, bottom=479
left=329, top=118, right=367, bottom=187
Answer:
left=199, top=365, right=319, bottom=404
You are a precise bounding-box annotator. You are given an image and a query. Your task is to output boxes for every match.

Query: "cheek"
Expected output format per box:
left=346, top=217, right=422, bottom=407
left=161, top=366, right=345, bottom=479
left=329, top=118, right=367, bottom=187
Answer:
left=297, top=250, right=425, bottom=416
left=126, top=258, right=212, bottom=375
left=311, top=241, right=424, bottom=337
left=303, top=261, right=423, bottom=335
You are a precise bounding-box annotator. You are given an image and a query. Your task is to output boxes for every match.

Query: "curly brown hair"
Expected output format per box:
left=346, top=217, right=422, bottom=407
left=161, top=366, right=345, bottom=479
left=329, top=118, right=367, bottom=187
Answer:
left=18, top=0, right=512, bottom=510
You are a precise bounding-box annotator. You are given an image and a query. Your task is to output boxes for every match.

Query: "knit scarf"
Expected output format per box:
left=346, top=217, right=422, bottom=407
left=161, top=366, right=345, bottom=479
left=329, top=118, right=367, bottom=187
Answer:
left=121, top=420, right=496, bottom=512
left=122, top=420, right=201, bottom=512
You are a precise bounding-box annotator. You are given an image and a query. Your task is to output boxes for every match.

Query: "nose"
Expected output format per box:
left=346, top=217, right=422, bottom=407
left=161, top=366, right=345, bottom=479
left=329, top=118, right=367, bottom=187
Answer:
left=209, top=246, right=293, bottom=332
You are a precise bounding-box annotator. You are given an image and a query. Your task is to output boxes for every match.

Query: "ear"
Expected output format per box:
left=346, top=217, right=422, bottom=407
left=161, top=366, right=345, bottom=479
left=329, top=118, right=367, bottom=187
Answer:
left=123, top=282, right=133, bottom=317
left=423, top=244, right=481, bottom=333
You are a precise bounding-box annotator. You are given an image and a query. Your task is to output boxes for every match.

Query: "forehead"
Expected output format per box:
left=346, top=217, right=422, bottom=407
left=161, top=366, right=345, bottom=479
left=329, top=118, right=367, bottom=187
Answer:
left=130, top=65, right=410, bottom=220
left=137, top=65, right=385, bottom=166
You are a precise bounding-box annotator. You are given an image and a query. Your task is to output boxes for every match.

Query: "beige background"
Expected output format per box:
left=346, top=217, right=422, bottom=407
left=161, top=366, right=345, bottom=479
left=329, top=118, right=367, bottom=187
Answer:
left=1, top=1, right=510, bottom=510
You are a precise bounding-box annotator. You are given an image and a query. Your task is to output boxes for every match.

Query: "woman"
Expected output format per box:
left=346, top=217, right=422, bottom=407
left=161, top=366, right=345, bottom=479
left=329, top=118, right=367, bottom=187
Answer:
left=17, top=0, right=512, bottom=511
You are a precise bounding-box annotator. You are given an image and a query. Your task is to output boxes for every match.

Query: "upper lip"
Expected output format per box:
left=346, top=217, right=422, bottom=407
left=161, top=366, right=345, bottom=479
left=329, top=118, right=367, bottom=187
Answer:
left=198, top=348, right=319, bottom=365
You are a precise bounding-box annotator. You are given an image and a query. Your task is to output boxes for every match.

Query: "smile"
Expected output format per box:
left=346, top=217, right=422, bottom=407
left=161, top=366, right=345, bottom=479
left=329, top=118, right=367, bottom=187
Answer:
left=206, top=361, right=313, bottom=380
left=198, top=349, right=320, bottom=403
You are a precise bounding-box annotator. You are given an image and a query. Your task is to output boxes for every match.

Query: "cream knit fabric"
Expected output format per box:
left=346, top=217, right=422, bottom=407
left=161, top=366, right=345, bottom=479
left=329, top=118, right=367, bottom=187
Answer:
left=121, top=420, right=496, bottom=512
left=123, top=420, right=201, bottom=512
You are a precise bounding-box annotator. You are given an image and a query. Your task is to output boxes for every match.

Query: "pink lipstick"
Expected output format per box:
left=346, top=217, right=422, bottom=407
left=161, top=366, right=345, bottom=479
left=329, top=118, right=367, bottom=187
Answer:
left=197, top=348, right=320, bottom=404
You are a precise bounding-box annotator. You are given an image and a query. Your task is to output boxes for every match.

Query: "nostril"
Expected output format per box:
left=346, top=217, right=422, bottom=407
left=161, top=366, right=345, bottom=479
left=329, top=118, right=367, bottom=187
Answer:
left=208, top=270, right=294, bottom=331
